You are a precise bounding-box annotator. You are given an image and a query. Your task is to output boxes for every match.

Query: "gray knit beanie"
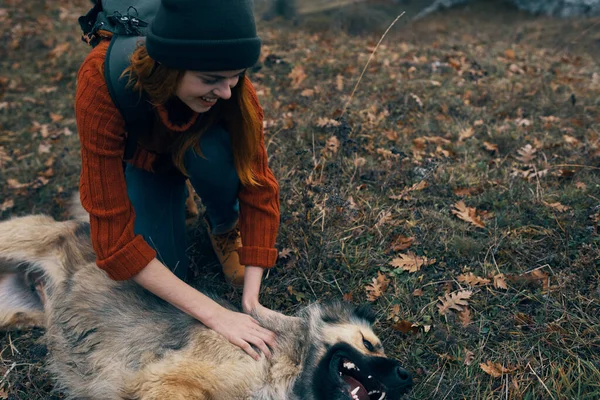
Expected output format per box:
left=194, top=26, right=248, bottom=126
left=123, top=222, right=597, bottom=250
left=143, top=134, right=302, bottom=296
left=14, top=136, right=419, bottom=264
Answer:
left=146, top=0, right=261, bottom=71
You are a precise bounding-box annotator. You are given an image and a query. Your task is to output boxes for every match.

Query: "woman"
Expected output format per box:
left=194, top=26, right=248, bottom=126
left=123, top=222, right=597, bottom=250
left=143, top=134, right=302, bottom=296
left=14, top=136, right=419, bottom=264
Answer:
left=75, top=0, right=280, bottom=360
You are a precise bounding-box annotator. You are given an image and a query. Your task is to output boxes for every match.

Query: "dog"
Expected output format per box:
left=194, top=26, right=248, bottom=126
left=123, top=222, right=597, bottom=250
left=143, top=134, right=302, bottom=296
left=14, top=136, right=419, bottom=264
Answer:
left=0, top=211, right=412, bottom=399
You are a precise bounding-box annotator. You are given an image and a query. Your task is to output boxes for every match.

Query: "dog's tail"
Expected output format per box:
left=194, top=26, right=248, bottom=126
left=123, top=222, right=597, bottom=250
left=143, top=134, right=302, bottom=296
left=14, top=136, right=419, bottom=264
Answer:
left=0, top=195, right=94, bottom=329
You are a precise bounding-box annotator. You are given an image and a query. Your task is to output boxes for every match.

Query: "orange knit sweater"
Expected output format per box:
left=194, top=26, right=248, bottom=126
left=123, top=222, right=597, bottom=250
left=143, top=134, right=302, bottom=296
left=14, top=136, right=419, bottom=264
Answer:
left=75, top=41, right=280, bottom=281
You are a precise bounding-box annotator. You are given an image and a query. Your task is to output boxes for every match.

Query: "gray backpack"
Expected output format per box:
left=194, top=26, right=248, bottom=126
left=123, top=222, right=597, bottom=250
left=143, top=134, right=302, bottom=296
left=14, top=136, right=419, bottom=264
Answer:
left=78, top=0, right=160, bottom=160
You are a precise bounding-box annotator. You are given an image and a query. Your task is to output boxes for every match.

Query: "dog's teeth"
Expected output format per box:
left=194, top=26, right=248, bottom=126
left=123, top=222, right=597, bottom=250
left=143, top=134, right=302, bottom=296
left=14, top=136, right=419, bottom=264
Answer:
left=343, top=361, right=356, bottom=370
left=378, top=392, right=386, bottom=400
left=368, top=375, right=373, bottom=379
left=351, top=386, right=360, bottom=395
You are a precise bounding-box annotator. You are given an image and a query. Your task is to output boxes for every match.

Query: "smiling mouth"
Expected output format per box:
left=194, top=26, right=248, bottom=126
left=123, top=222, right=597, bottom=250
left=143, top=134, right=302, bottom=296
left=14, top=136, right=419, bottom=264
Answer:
left=199, top=96, right=218, bottom=105
left=339, top=358, right=387, bottom=400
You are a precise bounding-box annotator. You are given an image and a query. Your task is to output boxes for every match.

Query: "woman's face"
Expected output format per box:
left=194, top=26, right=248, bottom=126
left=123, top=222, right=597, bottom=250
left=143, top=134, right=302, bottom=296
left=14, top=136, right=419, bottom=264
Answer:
left=176, top=69, right=245, bottom=113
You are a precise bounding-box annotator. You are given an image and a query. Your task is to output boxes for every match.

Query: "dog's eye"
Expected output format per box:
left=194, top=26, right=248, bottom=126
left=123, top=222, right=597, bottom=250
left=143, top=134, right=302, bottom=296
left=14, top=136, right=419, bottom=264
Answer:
left=363, top=338, right=374, bottom=352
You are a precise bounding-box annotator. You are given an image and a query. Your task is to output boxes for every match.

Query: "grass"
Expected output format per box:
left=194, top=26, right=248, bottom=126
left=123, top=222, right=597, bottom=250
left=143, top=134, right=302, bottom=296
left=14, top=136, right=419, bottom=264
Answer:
left=1, top=0, right=599, bottom=398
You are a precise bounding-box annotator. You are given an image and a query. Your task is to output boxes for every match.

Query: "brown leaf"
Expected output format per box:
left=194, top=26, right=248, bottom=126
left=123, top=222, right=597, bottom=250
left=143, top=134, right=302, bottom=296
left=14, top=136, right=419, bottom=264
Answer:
left=563, top=135, right=581, bottom=146
left=343, top=292, right=353, bottom=302
left=437, top=290, right=473, bottom=315
left=365, top=271, right=390, bottom=302
left=336, top=74, right=344, bottom=91
left=451, top=201, right=486, bottom=228
left=391, top=320, right=419, bottom=334
left=515, top=144, right=537, bottom=164
left=390, top=252, right=435, bottom=273
left=528, top=269, right=549, bottom=291
left=483, top=141, right=499, bottom=153
left=480, top=361, right=516, bottom=377
left=464, top=349, right=475, bottom=366
left=49, top=42, right=70, bottom=58
left=278, top=248, right=293, bottom=259
left=458, top=127, right=475, bottom=142
left=457, top=272, right=491, bottom=287
left=289, top=65, right=307, bottom=89
left=412, top=288, right=424, bottom=297
left=389, top=235, right=415, bottom=252
left=0, top=199, right=14, bottom=212
left=324, top=136, right=340, bottom=155
left=38, top=142, right=52, bottom=154
left=575, top=182, right=587, bottom=190
left=453, top=187, right=482, bottom=197
left=7, top=178, right=30, bottom=189
left=50, top=112, right=63, bottom=122
left=493, top=274, right=508, bottom=290
left=300, top=89, right=314, bottom=97
left=37, top=86, right=58, bottom=94
left=316, top=117, right=341, bottom=128
left=387, top=304, right=401, bottom=320
left=504, top=49, right=516, bottom=60
left=458, top=307, right=472, bottom=327
left=542, top=201, right=570, bottom=212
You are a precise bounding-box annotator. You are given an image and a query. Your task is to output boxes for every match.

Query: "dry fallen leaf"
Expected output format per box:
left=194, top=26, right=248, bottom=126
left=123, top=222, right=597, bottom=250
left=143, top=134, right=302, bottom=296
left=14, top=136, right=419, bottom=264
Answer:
left=412, top=288, right=424, bottom=297
left=483, top=141, right=499, bottom=153
left=390, top=252, right=435, bottom=273
left=0, top=199, right=14, bottom=212
left=289, top=65, right=307, bottom=89
left=504, top=49, right=516, bottom=59
left=391, top=320, right=419, bottom=334
left=451, top=201, right=486, bottom=228
left=563, top=135, right=581, bottom=146
left=493, top=274, right=508, bottom=290
left=49, top=42, right=70, bottom=58
left=437, top=290, right=473, bottom=315
left=457, top=272, right=491, bottom=287
left=324, top=136, right=340, bottom=155
left=458, top=127, right=475, bottom=142
left=542, top=201, right=571, bottom=212
left=316, top=117, right=341, bottom=128
left=7, top=178, right=30, bottom=189
left=389, top=235, right=415, bottom=252
left=575, top=182, right=587, bottom=191
left=50, top=112, right=63, bottom=122
left=516, top=144, right=537, bottom=164
left=278, top=248, right=293, bottom=259
left=38, top=142, right=52, bottom=154
left=336, top=74, right=344, bottom=91
left=300, top=89, right=314, bottom=97
left=458, top=307, right=472, bottom=327
left=365, top=271, right=390, bottom=302
left=464, top=349, right=475, bottom=366
left=480, top=361, right=516, bottom=377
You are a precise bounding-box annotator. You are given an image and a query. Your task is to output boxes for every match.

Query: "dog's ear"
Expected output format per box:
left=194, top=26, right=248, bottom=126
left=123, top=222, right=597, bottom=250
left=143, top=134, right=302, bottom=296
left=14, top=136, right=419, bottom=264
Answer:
left=352, top=304, right=376, bottom=325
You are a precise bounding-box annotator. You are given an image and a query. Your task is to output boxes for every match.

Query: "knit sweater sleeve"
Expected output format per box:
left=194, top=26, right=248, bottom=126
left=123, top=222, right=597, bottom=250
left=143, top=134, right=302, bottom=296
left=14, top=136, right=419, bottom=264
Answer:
left=237, top=77, right=280, bottom=268
left=75, top=42, right=156, bottom=280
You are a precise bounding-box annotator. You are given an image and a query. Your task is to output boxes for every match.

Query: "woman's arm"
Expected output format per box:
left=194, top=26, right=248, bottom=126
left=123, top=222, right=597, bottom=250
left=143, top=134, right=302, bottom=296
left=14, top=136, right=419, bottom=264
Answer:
left=133, top=258, right=277, bottom=360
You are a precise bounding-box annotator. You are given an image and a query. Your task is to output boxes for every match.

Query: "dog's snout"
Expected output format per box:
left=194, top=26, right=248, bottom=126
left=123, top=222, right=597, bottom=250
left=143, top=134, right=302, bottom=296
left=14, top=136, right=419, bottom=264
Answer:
left=395, top=366, right=412, bottom=386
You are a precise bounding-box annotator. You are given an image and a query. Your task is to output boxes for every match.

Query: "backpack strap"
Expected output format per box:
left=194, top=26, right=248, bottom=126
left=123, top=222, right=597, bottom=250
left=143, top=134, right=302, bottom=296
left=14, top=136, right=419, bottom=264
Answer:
left=104, top=35, right=152, bottom=161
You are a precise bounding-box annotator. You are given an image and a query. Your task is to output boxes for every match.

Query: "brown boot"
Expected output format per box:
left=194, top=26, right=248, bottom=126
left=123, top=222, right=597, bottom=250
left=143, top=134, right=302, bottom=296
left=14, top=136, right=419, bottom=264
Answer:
left=207, top=224, right=245, bottom=287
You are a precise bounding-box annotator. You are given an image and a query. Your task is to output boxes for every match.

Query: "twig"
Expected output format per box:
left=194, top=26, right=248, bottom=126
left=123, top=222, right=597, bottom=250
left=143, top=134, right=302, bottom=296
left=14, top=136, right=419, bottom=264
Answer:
left=527, top=362, right=556, bottom=400
left=341, top=12, right=406, bottom=116
left=0, top=362, right=17, bottom=386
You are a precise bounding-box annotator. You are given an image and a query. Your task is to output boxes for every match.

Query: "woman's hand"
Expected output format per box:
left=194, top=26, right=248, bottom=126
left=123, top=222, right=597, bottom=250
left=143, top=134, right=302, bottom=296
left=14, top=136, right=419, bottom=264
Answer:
left=133, top=259, right=276, bottom=361
left=204, top=308, right=277, bottom=361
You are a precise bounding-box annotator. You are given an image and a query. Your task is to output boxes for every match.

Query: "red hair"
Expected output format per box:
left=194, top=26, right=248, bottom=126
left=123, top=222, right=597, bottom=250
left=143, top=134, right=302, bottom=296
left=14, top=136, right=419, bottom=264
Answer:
left=124, top=44, right=260, bottom=186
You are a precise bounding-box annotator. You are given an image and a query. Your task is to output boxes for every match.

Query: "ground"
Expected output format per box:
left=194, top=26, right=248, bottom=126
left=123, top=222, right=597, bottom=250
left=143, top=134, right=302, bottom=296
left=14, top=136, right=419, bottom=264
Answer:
left=1, top=0, right=599, bottom=399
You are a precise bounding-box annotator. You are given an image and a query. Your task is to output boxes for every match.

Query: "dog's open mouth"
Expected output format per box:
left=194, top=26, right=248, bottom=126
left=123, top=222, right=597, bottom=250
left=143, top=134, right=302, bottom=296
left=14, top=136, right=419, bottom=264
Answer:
left=339, top=358, right=387, bottom=400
